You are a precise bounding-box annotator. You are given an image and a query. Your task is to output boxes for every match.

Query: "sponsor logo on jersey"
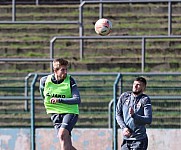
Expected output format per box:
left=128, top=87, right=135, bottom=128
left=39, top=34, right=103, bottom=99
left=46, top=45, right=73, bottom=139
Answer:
left=46, top=93, right=66, bottom=98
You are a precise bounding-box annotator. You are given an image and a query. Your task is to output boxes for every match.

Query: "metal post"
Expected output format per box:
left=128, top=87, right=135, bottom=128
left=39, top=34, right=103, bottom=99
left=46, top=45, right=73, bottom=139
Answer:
left=36, top=0, right=39, bottom=5
left=141, top=37, right=146, bottom=72
left=31, top=74, right=38, bottom=150
left=113, top=73, right=121, bottom=150
left=79, top=2, right=85, bottom=60
left=168, top=1, right=172, bottom=35
left=24, top=73, right=32, bottom=111
left=99, top=0, right=103, bottom=19
left=108, top=99, right=114, bottom=128
left=12, top=0, right=16, bottom=21
left=50, top=37, right=56, bottom=73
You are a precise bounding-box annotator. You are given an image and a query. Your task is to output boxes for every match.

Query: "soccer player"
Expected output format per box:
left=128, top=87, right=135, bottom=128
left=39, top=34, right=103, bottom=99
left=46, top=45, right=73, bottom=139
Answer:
left=116, top=76, right=152, bottom=150
left=39, top=58, right=81, bottom=150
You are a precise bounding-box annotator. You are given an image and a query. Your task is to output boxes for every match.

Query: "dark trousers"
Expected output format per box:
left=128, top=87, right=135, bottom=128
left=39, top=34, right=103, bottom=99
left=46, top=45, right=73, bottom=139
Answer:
left=121, top=137, right=148, bottom=150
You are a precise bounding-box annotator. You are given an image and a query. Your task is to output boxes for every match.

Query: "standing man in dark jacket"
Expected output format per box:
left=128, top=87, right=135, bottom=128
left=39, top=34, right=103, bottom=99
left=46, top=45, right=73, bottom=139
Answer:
left=116, top=76, right=152, bottom=150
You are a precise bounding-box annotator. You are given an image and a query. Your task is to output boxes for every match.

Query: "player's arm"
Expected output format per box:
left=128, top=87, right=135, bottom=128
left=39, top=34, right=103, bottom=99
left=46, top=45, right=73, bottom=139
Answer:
left=39, top=76, right=47, bottom=99
left=132, top=97, right=152, bottom=125
left=59, top=84, right=81, bottom=105
left=50, top=77, right=81, bottom=105
left=116, top=95, right=127, bottom=129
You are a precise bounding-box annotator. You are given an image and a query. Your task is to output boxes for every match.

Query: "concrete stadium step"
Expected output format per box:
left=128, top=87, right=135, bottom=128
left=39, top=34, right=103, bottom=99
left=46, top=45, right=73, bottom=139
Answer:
left=87, top=55, right=181, bottom=63
left=0, top=61, right=181, bottom=73
left=0, top=109, right=109, bottom=127
left=0, top=111, right=179, bottom=128
left=0, top=25, right=79, bottom=35
left=0, top=0, right=80, bottom=5
left=151, top=116, right=181, bottom=128
left=0, top=2, right=180, bottom=73
left=0, top=98, right=111, bottom=111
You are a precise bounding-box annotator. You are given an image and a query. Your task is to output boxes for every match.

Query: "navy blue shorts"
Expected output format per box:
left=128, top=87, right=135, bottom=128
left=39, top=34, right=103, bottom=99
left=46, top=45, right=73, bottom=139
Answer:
left=50, top=113, right=78, bottom=135
left=121, top=137, right=148, bottom=150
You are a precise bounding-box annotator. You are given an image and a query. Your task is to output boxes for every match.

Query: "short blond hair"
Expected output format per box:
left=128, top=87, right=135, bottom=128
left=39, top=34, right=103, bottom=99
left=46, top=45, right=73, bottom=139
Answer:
left=53, top=58, right=68, bottom=70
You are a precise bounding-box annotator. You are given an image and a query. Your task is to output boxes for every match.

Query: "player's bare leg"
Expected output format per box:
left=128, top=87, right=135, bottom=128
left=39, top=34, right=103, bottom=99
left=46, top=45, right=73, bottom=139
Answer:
left=58, top=128, right=77, bottom=150
left=69, top=134, right=77, bottom=150
left=71, top=145, right=77, bottom=150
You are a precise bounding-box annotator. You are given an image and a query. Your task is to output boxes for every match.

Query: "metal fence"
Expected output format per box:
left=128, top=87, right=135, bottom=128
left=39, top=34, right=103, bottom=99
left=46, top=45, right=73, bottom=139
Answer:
left=0, top=72, right=181, bottom=150
left=1, top=0, right=181, bottom=72
left=111, top=72, right=181, bottom=150
left=0, top=1, right=181, bottom=149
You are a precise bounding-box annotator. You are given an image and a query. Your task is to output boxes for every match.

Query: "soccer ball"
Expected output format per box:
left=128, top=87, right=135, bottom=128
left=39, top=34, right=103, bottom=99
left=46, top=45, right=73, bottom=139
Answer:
left=94, top=18, right=112, bottom=36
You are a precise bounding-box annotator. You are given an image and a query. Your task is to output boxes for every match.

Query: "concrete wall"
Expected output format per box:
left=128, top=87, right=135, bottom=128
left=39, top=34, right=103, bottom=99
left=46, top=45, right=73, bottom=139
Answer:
left=0, top=128, right=180, bottom=150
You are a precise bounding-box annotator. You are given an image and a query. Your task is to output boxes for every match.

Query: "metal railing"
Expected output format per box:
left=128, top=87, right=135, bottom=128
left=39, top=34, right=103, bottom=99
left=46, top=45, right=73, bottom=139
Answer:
left=0, top=0, right=80, bottom=24
left=50, top=35, right=181, bottom=72
left=0, top=0, right=81, bottom=72
left=1, top=0, right=181, bottom=72
left=32, top=72, right=118, bottom=150
left=0, top=72, right=181, bottom=150
left=80, top=0, right=177, bottom=35
left=112, top=72, right=181, bottom=150
left=49, top=0, right=181, bottom=71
